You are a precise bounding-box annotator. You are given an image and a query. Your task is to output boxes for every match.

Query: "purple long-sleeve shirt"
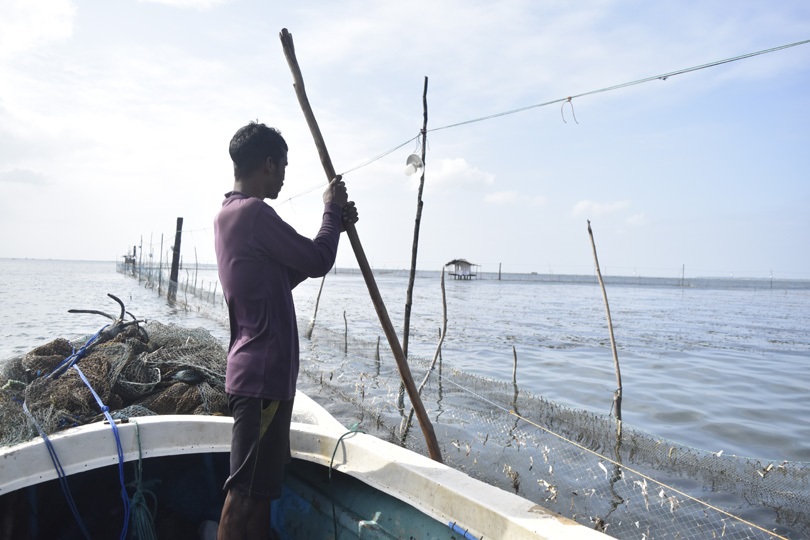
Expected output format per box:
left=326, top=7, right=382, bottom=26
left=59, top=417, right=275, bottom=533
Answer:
left=214, top=191, right=341, bottom=400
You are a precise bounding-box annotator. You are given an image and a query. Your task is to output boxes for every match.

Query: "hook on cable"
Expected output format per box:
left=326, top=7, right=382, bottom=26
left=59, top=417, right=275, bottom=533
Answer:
left=561, top=97, right=579, bottom=124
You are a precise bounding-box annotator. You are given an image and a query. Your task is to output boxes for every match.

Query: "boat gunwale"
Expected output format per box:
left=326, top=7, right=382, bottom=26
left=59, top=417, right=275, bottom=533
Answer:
left=0, top=392, right=605, bottom=539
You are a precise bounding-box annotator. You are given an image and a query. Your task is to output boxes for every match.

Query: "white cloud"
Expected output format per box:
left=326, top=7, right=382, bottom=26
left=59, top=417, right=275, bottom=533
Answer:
left=0, top=0, right=75, bottom=60
left=531, top=196, right=548, bottom=207
left=626, top=213, right=646, bottom=226
left=418, top=158, right=494, bottom=192
left=572, top=200, right=632, bottom=217
left=484, top=192, right=548, bottom=206
left=484, top=191, right=518, bottom=204
left=0, top=168, right=47, bottom=185
left=137, top=0, right=231, bottom=9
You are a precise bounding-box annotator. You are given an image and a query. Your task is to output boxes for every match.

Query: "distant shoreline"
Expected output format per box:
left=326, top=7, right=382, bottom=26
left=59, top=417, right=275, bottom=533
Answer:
left=2, top=258, right=809, bottom=288
left=331, top=267, right=810, bottom=290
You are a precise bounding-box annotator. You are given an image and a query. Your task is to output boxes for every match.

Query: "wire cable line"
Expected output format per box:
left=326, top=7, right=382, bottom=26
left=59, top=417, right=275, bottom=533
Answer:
left=247, top=39, right=810, bottom=206
left=429, top=38, right=810, bottom=133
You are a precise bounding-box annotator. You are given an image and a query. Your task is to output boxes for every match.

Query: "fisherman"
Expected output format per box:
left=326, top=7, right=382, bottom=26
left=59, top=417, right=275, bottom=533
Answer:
left=214, top=121, right=358, bottom=540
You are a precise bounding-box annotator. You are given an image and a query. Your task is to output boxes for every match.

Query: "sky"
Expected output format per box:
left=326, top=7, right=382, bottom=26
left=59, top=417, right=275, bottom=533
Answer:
left=1, top=0, right=808, bottom=279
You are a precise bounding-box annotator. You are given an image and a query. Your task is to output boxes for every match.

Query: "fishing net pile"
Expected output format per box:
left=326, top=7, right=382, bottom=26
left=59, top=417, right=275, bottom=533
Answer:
left=0, top=320, right=228, bottom=448
left=299, top=324, right=810, bottom=540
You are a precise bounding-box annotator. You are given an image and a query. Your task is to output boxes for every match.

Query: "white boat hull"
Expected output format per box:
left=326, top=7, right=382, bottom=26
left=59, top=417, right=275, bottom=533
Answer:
left=0, top=392, right=605, bottom=539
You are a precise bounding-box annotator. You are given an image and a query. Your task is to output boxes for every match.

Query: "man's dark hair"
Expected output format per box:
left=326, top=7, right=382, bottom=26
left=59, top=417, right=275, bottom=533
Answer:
left=229, top=122, right=288, bottom=179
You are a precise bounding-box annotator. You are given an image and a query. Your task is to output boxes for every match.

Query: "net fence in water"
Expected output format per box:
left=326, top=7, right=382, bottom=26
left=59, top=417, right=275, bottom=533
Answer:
left=2, top=317, right=808, bottom=539
left=298, top=324, right=810, bottom=540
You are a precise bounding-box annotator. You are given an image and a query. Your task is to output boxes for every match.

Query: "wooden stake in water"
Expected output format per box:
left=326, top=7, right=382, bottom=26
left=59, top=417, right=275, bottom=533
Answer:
left=343, top=310, right=348, bottom=354
left=138, top=236, right=143, bottom=283
left=169, top=217, right=183, bottom=303
left=306, top=275, right=327, bottom=340
left=375, top=336, right=380, bottom=376
left=587, top=220, right=623, bottom=438
left=399, top=76, right=429, bottom=415
left=158, top=233, right=164, bottom=296
left=402, top=267, right=447, bottom=441
left=511, top=345, right=520, bottom=419
left=193, top=246, right=199, bottom=296
left=403, top=76, right=429, bottom=360
left=279, top=28, right=442, bottom=462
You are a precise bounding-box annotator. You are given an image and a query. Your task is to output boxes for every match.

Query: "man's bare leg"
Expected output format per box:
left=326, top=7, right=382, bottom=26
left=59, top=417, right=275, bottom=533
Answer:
left=244, top=495, right=274, bottom=540
left=218, top=489, right=273, bottom=540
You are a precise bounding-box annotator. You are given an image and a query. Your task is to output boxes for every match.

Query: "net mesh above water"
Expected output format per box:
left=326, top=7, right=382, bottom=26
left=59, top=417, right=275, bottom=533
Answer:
left=297, top=324, right=809, bottom=540
left=1, top=319, right=808, bottom=539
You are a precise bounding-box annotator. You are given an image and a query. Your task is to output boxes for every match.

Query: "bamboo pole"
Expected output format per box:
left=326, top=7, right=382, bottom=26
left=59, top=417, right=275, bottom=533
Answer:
left=343, top=310, right=348, bottom=354
left=279, top=28, right=442, bottom=462
left=193, top=247, right=199, bottom=297
left=401, top=267, right=447, bottom=441
left=399, top=76, right=429, bottom=414
left=403, top=76, right=429, bottom=359
left=138, top=236, right=143, bottom=283
left=169, top=217, right=183, bottom=302
left=509, top=345, right=521, bottom=440
left=586, top=220, right=623, bottom=439
left=158, top=234, right=164, bottom=296
left=511, top=345, right=519, bottom=415
left=375, top=336, right=380, bottom=376
left=306, top=275, right=327, bottom=340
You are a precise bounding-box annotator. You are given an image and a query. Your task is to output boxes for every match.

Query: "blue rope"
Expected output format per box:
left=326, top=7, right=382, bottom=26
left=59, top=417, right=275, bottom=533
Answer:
left=20, top=327, right=133, bottom=539
left=328, top=423, right=365, bottom=480
left=20, top=400, right=91, bottom=540
left=47, top=326, right=107, bottom=379
left=328, top=423, right=365, bottom=539
left=73, top=364, right=131, bottom=540
left=447, top=521, right=482, bottom=540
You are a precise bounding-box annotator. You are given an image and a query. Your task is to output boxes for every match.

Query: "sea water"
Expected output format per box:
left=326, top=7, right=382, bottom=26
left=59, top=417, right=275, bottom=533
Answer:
left=1, top=258, right=809, bottom=463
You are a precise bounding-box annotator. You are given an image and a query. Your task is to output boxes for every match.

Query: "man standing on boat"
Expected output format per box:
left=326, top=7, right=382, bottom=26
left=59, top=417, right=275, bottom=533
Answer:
left=214, top=121, right=357, bottom=540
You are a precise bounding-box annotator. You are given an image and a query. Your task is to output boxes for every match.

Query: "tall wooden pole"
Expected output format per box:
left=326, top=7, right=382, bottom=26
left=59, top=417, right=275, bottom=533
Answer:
left=169, top=217, right=183, bottom=302
left=403, top=76, right=429, bottom=359
left=279, top=28, right=442, bottom=463
left=158, top=234, right=164, bottom=296
left=587, top=220, right=622, bottom=439
left=138, top=236, right=143, bottom=282
left=399, top=76, right=429, bottom=413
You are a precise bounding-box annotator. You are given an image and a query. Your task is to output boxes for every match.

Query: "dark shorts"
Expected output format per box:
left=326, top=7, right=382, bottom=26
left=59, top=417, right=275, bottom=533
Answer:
left=223, top=394, right=294, bottom=500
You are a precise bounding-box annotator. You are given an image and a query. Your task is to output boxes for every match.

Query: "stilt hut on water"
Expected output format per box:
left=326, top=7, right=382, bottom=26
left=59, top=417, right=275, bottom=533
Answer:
left=445, top=259, right=478, bottom=280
